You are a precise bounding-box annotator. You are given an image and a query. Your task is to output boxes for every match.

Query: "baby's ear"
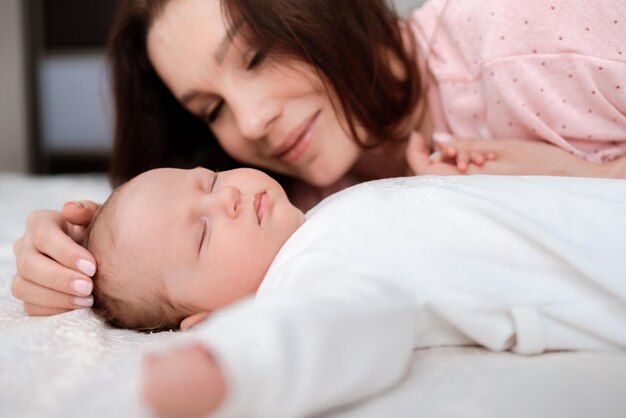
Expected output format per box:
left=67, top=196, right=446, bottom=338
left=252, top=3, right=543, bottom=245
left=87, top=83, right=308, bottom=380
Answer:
left=180, top=312, right=211, bottom=330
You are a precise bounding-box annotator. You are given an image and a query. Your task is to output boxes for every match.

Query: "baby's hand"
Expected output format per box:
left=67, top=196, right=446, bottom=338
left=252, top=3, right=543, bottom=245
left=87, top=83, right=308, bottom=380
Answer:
left=430, top=133, right=496, bottom=172
left=141, top=343, right=226, bottom=418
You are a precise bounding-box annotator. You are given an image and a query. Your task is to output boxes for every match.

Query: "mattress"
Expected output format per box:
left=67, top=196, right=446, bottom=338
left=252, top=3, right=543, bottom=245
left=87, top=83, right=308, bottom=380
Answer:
left=1, top=173, right=625, bottom=418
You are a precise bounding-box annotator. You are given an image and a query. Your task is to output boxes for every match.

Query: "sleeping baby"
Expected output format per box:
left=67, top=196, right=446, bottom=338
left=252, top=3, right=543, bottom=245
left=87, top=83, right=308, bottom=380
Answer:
left=83, top=167, right=626, bottom=418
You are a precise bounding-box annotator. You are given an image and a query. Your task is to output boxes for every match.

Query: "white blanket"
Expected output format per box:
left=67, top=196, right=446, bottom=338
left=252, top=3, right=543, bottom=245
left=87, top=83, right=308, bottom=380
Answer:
left=1, top=173, right=625, bottom=418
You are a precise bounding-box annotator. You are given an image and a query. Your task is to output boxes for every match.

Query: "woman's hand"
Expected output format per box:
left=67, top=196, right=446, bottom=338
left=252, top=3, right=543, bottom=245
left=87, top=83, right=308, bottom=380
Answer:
left=406, top=131, right=465, bottom=175
left=11, top=200, right=100, bottom=315
left=430, top=133, right=496, bottom=172
left=438, top=137, right=612, bottom=177
left=407, top=133, right=619, bottom=178
left=142, top=343, right=226, bottom=418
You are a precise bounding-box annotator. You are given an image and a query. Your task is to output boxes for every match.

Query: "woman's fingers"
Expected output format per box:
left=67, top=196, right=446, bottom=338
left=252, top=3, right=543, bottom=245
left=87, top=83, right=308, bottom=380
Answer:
left=433, top=134, right=502, bottom=170
left=11, top=275, right=93, bottom=312
left=14, top=250, right=93, bottom=296
left=61, top=200, right=100, bottom=243
left=455, top=147, right=470, bottom=172
left=22, top=304, right=70, bottom=317
left=23, top=211, right=96, bottom=277
left=405, top=131, right=432, bottom=175
left=12, top=208, right=97, bottom=315
left=470, top=152, right=485, bottom=166
left=61, top=200, right=100, bottom=227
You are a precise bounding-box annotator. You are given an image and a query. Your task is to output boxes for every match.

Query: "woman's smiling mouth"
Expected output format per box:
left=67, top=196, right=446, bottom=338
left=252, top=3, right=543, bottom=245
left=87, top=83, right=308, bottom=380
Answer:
left=273, top=111, right=321, bottom=164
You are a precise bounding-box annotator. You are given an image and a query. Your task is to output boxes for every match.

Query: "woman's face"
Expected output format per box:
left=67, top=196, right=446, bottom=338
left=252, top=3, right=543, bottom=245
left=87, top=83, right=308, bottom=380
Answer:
left=147, top=0, right=363, bottom=187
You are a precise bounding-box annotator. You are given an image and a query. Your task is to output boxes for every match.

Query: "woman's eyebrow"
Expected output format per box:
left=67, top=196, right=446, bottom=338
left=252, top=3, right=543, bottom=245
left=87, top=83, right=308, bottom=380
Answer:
left=179, top=20, right=245, bottom=105
left=214, top=19, right=244, bottom=65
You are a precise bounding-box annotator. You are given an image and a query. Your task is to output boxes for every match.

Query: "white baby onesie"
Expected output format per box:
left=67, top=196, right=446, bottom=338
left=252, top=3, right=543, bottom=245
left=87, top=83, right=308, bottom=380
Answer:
left=190, top=175, right=626, bottom=418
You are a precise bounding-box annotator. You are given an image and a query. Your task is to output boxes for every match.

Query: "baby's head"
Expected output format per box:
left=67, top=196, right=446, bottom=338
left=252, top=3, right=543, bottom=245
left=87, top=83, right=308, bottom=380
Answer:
left=84, top=167, right=305, bottom=332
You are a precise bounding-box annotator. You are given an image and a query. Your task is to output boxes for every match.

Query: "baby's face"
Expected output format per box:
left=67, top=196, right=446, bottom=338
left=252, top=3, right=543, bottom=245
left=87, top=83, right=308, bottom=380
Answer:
left=115, top=167, right=305, bottom=315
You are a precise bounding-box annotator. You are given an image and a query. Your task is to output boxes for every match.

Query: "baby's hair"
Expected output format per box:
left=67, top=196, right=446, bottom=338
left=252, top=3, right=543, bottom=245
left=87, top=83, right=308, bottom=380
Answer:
left=83, top=183, right=185, bottom=332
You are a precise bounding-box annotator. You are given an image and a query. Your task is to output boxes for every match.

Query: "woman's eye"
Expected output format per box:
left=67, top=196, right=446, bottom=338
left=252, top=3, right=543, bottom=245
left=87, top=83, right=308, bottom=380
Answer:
left=205, top=101, right=224, bottom=125
left=247, top=51, right=266, bottom=70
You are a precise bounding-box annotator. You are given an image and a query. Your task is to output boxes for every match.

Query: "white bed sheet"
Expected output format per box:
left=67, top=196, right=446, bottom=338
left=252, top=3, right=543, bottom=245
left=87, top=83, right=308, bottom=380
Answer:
left=1, top=173, right=625, bottom=418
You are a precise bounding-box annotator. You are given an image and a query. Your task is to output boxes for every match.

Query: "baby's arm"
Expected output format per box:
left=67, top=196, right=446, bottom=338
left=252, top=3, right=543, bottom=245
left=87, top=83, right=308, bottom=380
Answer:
left=142, top=279, right=417, bottom=418
left=142, top=343, right=226, bottom=418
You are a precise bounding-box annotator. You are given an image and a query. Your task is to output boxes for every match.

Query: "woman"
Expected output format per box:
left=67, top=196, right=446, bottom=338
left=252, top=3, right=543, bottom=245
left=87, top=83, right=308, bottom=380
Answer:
left=12, top=0, right=626, bottom=315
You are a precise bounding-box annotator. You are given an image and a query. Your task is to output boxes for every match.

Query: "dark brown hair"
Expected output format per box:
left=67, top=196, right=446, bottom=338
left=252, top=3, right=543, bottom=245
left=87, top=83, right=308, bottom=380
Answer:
left=107, top=0, right=421, bottom=186
left=107, top=0, right=242, bottom=187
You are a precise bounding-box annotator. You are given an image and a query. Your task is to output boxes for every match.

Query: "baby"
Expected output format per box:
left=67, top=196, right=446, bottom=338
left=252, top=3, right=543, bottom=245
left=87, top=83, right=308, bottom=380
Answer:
left=84, top=167, right=626, bottom=418
left=84, top=167, right=305, bottom=332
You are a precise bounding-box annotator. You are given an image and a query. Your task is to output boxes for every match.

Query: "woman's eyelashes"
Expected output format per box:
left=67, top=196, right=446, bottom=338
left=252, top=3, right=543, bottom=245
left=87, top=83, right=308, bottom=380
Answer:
left=205, top=101, right=224, bottom=125
left=246, top=50, right=266, bottom=70
left=204, top=51, right=267, bottom=125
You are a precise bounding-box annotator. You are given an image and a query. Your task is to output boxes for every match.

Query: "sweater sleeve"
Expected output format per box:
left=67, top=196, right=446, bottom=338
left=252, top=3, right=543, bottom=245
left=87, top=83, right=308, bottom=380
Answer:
left=483, top=53, right=626, bottom=163
left=188, top=278, right=417, bottom=418
left=409, top=0, right=626, bottom=163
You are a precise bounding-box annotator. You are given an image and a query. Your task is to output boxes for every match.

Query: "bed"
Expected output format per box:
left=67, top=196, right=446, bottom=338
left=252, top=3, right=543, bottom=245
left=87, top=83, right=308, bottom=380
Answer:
left=1, top=173, right=625, bottom=418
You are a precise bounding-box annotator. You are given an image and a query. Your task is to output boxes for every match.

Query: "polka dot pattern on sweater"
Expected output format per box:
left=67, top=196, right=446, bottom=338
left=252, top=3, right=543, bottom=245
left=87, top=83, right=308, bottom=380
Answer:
left=408, top=0, right=626, bottom=164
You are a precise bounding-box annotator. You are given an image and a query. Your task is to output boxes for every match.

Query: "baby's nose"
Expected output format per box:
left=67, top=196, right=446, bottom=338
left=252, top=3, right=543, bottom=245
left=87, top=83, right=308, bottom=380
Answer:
left=210, top=186, right=241, bottom=218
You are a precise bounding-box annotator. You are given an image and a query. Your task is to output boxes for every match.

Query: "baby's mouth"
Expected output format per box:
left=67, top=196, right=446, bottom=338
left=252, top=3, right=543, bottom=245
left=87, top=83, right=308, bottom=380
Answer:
left=254, top=192, right=269, bottom=225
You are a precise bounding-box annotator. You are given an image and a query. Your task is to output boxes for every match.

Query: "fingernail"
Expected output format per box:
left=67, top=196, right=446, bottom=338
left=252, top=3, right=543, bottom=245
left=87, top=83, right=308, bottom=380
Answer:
left=76, top=259, right=96, bottom=277
left=71, top=200, right=85, bottom=208
left=432, top=132, right=454, bottom=144
left=72, top=279, right=93, bottom=296
left=429, top=150, right=442, bottom=162
left=72, top=296, right=94, bottom=308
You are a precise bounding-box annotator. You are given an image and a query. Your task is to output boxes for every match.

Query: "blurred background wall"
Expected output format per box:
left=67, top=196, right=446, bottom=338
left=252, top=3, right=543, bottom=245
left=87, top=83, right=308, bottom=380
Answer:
left=0, top=0, right=29, bottom=173
left=0, top=0, right=426, bottom=174
left=394, top=0, right=427, bottom=15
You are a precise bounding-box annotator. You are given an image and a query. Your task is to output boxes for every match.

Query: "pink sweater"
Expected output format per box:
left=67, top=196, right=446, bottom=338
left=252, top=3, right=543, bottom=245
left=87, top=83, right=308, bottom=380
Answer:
left=408, top=0, right=626, bottom=163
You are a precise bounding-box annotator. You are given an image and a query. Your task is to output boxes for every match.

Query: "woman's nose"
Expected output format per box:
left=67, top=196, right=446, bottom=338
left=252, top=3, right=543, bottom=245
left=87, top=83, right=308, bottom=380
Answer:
left=229, top=91, right=281, bottom=141
left=206, top=186, right=241, bottom=219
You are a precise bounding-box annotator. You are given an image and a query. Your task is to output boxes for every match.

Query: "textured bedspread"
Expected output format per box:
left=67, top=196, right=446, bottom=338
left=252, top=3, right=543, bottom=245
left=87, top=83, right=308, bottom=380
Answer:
left=1, top=173, right=625, bottom=418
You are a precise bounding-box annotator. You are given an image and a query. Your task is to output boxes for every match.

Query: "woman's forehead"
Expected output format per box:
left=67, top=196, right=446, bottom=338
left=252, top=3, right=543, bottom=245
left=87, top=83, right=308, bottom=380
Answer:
left=147, top=0, right=228, bottom=96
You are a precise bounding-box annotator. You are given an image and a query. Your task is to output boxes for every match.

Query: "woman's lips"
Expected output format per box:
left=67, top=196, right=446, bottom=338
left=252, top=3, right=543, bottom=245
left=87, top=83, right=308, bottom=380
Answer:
left=273, top=111, right=320, bottom=164
left=253, top=192, right=269, bottom=224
